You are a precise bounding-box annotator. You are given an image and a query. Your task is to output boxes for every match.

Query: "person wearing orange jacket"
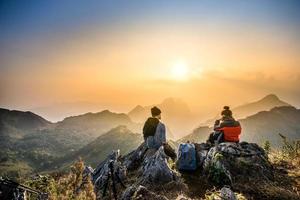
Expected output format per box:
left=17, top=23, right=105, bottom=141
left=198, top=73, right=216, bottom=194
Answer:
left=207, top=106, right=242, bottom=145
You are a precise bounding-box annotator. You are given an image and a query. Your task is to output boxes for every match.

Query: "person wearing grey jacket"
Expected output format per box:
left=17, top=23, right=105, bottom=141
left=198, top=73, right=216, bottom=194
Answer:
left=142, top=106, right=166, bottom=149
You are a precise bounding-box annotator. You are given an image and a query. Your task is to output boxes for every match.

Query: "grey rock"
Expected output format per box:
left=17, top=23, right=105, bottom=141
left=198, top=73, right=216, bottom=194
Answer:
left=141, top=146, right=178, bottom=185
left=220, top=186, right=237, bottom=200
left=85, top=150, right=127, bottom=197
left=121, top=186, right=137, bottom=200
left=123, top=142, right=148, bottom=170
left=202, top=142, right=273, bottom=186
left=83, top=165, right=94, bottom=180
left=195, top=143, right=210, bottom=167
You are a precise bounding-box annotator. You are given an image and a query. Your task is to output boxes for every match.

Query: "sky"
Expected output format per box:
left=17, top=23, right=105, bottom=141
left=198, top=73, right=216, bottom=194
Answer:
left=1, top=0, right=300, bottom=120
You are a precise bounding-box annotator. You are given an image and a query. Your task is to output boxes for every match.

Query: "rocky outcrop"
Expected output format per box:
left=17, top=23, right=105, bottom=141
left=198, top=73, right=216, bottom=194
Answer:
left=202, top=142, right=273, bottom=186
left=83, top=150, right=126, bottom=199
left=194, top=143, right=211, bottom=167
left=86, top=140, right=275, bottom=199
left=123, top=143, right=148, bottom=171
left=140, top=146, right=178, bottom=185
left=122, top=142, right=179, bottom=186
left=86, top=142, right=181, bottom=199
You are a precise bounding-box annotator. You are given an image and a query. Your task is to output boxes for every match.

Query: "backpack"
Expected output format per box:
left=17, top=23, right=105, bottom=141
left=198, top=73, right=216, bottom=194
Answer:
left=143, top=117, right=159, bottom=138
left=177, top=143, right=197, bottom=171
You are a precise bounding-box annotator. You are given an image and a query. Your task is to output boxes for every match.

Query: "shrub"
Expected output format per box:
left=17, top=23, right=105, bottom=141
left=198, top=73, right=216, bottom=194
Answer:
left=24, top=159, right=96, bottom=200
left=278, top=133, right=300, bottom=159
left=263, top=140, right=271, bottom=155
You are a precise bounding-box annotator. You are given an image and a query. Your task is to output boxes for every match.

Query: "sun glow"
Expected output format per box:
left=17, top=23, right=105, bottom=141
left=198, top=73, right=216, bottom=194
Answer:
left=171, top=61, right=189, bottom=80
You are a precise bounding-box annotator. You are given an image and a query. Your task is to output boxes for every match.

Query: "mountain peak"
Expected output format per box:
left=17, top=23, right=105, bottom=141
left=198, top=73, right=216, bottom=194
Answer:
left=260, top=94, right=280, bottom=102
left=98, top=109, right=112, bottom=114
left=161, top=97, right=184, bottom=105
left=232, top=94, right=291, bottom=119
left=128, top=105, right=145, bottom=114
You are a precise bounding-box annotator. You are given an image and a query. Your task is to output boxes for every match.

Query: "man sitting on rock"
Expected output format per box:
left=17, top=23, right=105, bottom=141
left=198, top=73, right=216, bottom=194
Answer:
left=207, top=106, right=241, bottom=145
left=143, top=106, right=166, bottom=149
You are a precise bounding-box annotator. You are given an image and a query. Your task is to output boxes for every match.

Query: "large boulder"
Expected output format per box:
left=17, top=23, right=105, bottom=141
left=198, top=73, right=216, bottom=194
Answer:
left=194, top=143, right=211, bottom=168
left=202, top=142, right=273, bottom=186
left=85, top=150, right=126, bottom=199
left=123, top=143, right=148, bottom=171
left=122, top=142, right=180, bottom=186
left=140, top=146, right=179, bottom=185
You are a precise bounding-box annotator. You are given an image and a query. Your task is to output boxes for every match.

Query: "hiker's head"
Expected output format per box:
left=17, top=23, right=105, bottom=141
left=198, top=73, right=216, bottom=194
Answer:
left=221, top=106, right=232, bottom=118
left=151, top=106, right=161, bottom=119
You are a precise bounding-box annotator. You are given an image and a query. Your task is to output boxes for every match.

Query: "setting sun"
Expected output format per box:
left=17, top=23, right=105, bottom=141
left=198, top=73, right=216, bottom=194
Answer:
left=171, top=61, right=190, bottom=80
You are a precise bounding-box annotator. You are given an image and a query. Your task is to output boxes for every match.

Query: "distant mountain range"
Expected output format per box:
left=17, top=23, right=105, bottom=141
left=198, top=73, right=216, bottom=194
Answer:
left=55, top=110, right=140, bottom=139
left=0, top=109, right=140, bottom=177
left=233, top=94, right=290, bottom=119
left=128, top=98, right=197, bottom=139
left=0, top=94, right=299, bottom=178
left=203, top=94, right=291, bottom=126
left=240, top=106, right=300, bottom=145
left=0, top=108, right=51, bottom=140
left=54, top=126, right=143, bottom=169
left=178, top=126, right=211, bottom=143
left=178, top=106, right=300, bottom=147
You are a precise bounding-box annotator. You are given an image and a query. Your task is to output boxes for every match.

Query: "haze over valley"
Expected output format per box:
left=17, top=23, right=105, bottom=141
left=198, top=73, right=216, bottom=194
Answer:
left=1, top=93, right=299, bottom=178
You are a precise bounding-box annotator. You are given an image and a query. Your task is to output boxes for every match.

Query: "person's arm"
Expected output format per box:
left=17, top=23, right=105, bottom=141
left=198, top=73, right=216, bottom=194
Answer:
left=214, top=120, right=221, bottom=131
left=142, top=121, right=147, bottom=141
left=156, top=122, right=166, bottom=144
left=160, top=123, right=166, bottom=144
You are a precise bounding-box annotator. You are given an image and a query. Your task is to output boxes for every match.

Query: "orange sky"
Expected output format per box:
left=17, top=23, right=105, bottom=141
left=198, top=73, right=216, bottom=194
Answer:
left=1, top=1, right=300, bottom=119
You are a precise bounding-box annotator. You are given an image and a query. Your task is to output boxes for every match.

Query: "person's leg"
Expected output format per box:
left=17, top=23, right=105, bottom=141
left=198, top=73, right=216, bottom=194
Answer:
left=207, top=132, right=215, bottom=144
left=216, top=132, right=224, bottom=144
left=213, top=131, right=221, bottom=140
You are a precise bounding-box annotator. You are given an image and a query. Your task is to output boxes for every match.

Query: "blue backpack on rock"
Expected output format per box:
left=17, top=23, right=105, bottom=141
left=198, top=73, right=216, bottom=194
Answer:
left=177, top=143, right=197, bottom=171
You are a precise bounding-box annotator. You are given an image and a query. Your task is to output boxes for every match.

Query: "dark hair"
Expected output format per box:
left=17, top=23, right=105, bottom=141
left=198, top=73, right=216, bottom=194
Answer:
left=223, top=106, right=230, bottom=110
left=151, top=106, right=161, bottom=117
left=221, top=106, right=232, bottom=117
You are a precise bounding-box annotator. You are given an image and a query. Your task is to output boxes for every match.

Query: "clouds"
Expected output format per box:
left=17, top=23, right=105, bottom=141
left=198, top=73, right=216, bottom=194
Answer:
left=0, top=1, right=300, bottom=112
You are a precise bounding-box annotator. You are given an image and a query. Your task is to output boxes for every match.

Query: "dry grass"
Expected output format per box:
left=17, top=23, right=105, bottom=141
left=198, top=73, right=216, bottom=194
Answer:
left=22, top=137, right=300, bottom=200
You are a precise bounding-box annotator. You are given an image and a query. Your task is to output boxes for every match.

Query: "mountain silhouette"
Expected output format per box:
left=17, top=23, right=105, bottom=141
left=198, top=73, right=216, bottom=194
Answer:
left=0, top=95, right=298, bottom=178
left=240, top=106, right=300, bottom=146
left=179, top=106, right=300, bottom=147
left=233, top=94, right=291, bottom=119
left=53, top=126, right=143, bottom=168
left=0, top=108, right=51, bottom=139
left=0, top=108, right=52, bottom=177
left=0, top=109, right=140, bottom=177
left=128, top=97, right=195, bottom=139
left=56, top=110, right=139, bottom=138
left=178, top=126, right=211, bottom=143
left=203, top=94, right=292, bottom=126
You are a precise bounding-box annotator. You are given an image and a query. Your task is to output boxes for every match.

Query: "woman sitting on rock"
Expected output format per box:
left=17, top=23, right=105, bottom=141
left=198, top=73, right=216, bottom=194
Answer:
left=207, top=106, right=242, bottom=145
